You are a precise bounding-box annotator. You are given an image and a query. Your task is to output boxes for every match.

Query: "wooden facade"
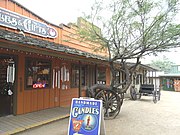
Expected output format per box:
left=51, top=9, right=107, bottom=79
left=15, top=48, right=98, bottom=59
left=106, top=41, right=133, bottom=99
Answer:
left=0, top=0, right=110, bottom=116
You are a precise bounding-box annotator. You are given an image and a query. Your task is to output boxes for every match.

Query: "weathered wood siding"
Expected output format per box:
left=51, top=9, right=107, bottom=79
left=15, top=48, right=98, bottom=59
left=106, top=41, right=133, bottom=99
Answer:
left=0, top=0, right=111, bottom=115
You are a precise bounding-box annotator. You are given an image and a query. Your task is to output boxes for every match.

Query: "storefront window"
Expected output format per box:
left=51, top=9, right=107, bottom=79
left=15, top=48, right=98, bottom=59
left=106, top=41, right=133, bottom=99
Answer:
left=97, top=68, right=106, bottom=84
left=71, top=65, right=79, bottom=88
left=25, top=59, right=51, bottom=89
left=81, top=66, right=87, bottom=86
left=61, top=65, right=70, bottom=89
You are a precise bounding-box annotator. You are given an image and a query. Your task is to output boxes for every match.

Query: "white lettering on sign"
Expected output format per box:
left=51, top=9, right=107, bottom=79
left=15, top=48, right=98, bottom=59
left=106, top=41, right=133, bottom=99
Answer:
left=72, top=107, right=99, bottom=117
left=0, top=7, right=58, bottom=38
left=0, top=13, right=18, bottom=26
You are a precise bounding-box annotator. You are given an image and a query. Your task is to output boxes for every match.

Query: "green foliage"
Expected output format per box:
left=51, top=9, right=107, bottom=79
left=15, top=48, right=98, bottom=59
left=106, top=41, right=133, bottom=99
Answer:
left=78, top=0, right=180, bottom=62
left=150, top=56, right=175, bottom=72
left=77, top=0, right=180, bottom=89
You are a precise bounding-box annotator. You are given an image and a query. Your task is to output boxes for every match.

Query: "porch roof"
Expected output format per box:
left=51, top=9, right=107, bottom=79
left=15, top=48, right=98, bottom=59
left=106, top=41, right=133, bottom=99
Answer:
left=0, top=29, right=108, bottom=61
left=0, top=29, right=161, bottom=70
left=125, top=62, right=159, bottom=71
left=138, top=64, right=159, bottom=71
left=159, top=74, right=180, bottom=77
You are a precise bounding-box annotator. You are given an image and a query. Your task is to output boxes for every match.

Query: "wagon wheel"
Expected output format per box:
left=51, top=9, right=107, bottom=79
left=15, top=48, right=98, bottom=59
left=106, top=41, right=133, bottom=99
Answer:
left=130, top=86, right=137, bottom=100
left=118, top=92, right=124, bottom=106
left=137, top=93, right=141, bottom=99
left=95, top=89, right=121, bottom=119
left=153, top=91, right=157, bottom=104
left=157, top=90, right=161, bottom=101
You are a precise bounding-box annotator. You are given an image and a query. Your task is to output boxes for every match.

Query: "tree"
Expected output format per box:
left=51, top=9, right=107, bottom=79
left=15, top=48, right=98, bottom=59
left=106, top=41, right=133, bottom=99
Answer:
left=150, top=56, right=175, bottom=72
left=78, top=0, right=180, bottom=92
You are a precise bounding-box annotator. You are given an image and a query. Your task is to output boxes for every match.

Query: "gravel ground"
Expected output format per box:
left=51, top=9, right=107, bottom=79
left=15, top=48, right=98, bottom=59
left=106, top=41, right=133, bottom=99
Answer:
left=16, top=90, right=180, bottom=135
left=105, top=90, right=180, bottom=135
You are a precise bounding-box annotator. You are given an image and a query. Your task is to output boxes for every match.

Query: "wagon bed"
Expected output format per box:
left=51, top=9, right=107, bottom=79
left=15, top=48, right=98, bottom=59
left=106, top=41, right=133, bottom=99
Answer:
left=130, top=84, right=160, bottom=103
left=139, top=84, right=154, bottom=94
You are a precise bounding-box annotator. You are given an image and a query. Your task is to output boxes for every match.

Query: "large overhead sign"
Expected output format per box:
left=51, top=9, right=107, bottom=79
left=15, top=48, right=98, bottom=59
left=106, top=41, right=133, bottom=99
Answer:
left=0, top=7, right=58, bottom=38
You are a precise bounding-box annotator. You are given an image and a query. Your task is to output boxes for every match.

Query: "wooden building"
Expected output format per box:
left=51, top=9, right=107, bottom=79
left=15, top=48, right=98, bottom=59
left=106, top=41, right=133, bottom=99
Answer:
left=0, top=0, right=111, bottom=117
left=0, top=0, right=158, bottom=117
left=159, top=65, right=180, bottom=91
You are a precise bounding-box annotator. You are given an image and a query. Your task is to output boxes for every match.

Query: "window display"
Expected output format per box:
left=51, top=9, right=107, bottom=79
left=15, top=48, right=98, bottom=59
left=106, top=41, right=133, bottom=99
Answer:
left=81, top=66, right=87, bottom=86
left=71, top=65, right=79, bottom=88
left=25, top=59, right=51, bottom=89
left=71, top=65, right=87, bottom=88
left=61, top=65, right=70, bottom=89
left=97, top=68, right=106, bottom=84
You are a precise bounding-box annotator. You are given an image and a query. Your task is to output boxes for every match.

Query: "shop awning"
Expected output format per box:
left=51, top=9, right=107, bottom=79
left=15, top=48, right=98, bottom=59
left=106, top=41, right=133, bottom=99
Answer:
left=0, top=29, right=108, bottom=61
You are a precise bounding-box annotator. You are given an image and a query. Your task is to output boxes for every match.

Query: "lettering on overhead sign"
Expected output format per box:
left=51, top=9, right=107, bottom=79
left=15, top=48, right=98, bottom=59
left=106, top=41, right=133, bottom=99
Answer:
left=0, top=7, right=57, bottom=38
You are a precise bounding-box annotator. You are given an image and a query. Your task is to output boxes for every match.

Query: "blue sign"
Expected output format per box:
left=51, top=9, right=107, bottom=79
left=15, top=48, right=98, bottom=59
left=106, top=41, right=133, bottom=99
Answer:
left=68, top=98, right=102, bottom=135
left=0, top=7, right=58, bottom=38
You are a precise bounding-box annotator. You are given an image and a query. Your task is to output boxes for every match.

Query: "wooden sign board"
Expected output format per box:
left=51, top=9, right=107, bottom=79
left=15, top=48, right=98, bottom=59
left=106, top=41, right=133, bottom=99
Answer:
left=68, top=97, right=106, bottom=135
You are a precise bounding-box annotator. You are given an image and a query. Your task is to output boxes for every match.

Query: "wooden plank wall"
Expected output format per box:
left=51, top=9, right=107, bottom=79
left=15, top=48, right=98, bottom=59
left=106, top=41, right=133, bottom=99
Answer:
left=0, top=0, right=111, bottom=115
left=106, top=67, right=111, bottom=85
left=0, top=0, right=108, bottom=58
left=61, top=25, right=109, bottom=57
left=0, top=48, right=110, bottom=115
left=16, top=54, right=82, bottom=114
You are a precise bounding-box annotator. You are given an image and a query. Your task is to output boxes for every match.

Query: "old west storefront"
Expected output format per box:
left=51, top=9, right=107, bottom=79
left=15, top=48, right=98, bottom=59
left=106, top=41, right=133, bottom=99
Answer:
left=0, top=0, right=110, bottom=117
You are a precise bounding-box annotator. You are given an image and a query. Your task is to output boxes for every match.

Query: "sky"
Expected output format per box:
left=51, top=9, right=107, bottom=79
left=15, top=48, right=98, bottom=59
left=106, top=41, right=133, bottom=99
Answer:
left=14, top=0, right=180, bottom=64
left=15, top=0, right=94, bottom=25
left=140, top=49, right=180, bottom=64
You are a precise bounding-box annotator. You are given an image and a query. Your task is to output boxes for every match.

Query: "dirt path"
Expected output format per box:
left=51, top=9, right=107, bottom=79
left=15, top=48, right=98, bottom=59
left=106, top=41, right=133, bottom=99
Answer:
left=16, top=91, right=180, bottom=135
left=105, top=90, right=180, bottom=135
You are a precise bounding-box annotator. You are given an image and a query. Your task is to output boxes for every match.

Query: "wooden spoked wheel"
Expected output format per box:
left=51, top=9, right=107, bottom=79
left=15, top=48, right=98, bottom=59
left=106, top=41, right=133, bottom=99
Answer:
left=95, top=88, right=121, bottom=119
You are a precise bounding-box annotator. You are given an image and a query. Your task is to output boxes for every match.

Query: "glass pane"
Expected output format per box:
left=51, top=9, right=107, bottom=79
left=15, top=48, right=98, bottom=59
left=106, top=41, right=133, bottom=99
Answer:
left=61, top=65, right=70, bottom=89
left=81, top=66, right=86, bottom=86
left=97, top=68, right=106, bottom=84
left=71, top=65, right=79, bottom=88
left=26, top=59, right=51, bottom=89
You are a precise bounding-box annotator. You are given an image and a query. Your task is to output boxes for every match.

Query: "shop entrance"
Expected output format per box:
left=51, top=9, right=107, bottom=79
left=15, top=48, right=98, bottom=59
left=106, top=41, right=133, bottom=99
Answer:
left=0, top=56, right=16, bottom=117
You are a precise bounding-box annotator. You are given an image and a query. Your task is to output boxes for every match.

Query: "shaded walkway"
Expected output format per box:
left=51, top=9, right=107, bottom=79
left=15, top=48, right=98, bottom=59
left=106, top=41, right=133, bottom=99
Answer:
left=0, top=107, right=70, bottom=135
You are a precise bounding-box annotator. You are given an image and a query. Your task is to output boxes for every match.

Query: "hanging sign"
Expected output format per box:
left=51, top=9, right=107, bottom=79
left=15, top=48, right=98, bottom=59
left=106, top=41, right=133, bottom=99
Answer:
left=0, top=7, right=57, bottom=38
left=68, top=98, right=105, bottom=135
